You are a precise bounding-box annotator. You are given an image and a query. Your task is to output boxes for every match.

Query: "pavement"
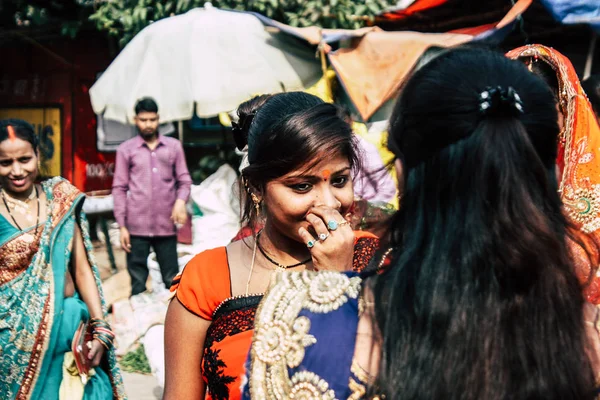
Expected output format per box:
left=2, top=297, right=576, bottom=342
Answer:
left=94, top=239, right=162, bottom=400
left=122, top=372, right=163, bottom=400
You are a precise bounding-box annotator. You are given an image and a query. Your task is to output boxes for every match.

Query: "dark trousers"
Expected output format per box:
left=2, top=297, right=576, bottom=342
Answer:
left=127, top=235, right=179, bottom=296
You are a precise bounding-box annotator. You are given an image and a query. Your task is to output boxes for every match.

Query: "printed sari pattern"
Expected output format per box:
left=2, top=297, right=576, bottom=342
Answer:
left=0, top=177, right=126, bottom=399
left=507, top=45, right=600, bottom=303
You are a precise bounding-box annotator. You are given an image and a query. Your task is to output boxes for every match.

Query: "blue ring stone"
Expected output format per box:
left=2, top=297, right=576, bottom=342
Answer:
left=307, top=240, right=315, bottom=248
left=327, top=220, right=338, bottom=231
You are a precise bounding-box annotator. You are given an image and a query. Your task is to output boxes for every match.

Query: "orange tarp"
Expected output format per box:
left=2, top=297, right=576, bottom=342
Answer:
left=330, top=0, right=532, bottom=121
left=328, top=31, right=471, bottom=121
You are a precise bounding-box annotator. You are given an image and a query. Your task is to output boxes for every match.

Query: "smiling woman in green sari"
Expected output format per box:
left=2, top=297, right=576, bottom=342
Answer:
left=0, top=119, right=126, bottom=400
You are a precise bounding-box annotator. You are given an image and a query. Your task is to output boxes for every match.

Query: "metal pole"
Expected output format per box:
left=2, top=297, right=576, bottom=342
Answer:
left=178, top=120, right=184, bottom=142
left=100, top=217, right=118, bottom=273
left=584, top=31, right=597, bottom=81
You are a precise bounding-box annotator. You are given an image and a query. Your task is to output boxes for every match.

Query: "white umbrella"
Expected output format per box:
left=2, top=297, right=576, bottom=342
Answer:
left=90, top=4, right=322, bottom=124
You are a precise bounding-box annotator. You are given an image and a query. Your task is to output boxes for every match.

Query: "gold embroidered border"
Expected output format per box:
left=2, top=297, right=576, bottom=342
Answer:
left=248, top=270, right=362, bottom=399
left=15, top=295, right=52, bottom=400
left=51, top=180, right=81, bottom=228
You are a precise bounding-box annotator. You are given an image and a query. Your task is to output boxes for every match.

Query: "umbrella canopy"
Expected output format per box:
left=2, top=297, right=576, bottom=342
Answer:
left=90, top=5, right=322, bottom=124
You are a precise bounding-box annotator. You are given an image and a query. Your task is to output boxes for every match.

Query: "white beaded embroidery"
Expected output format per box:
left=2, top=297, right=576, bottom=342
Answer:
left=248, top=270, right=362, bottom=400
left=289, top=371, right=336, bottom=399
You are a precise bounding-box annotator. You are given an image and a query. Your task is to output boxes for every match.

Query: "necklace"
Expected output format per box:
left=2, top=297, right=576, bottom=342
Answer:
left=1, top=187, right=36, bottom=222
left=1, top=185, right=40, bottom=244
left=256, top=231, right=311, bottom=270
left=245, top=236, right=259, bottom=296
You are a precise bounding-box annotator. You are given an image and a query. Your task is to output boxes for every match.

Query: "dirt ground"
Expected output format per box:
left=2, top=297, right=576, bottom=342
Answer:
left=94, top=241, right=162, bottom=400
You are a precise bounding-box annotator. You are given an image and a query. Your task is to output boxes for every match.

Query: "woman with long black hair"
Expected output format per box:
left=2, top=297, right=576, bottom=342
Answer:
left=244, top=46, right=600, bottom=399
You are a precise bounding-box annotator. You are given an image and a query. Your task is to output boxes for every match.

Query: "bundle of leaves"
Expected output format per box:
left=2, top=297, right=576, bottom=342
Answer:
left=119, top=344, right=152, bottom=374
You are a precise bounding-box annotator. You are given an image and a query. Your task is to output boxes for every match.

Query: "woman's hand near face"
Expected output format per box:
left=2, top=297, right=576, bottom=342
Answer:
left=298, top=205, right=354, bottom=271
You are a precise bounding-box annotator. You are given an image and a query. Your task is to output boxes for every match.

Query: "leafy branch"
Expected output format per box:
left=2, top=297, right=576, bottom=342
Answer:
left=88, top=0, right=394, bottom=47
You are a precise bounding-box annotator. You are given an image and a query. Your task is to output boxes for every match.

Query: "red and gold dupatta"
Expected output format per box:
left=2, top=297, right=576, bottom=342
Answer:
left=507, top=45, right=600, bottom=303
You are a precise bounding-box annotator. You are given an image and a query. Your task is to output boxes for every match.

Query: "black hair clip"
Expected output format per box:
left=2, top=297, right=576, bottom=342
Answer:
left=479, top=86, right=524, bottom=116
left=231, top=112, right=255, bottom=150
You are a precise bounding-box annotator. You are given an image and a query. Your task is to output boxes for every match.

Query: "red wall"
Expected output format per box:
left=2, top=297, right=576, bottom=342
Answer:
left=0, top=30, right=117, bottom=192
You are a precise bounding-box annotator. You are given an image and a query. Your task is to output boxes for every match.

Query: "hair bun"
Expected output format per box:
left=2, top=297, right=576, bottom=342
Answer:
left=233, top=94, right=273, bottom=151
left=232, top=112, right=255, bottom=150
left=479, top=86, right=524, bottom=117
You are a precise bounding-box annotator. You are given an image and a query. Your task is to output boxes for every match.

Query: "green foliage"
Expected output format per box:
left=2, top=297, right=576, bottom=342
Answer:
left=89, top=0, right=394, bottom=47
left=119, top=344, right=152, bottom=374
left=3, top=1, right=90, bottom=38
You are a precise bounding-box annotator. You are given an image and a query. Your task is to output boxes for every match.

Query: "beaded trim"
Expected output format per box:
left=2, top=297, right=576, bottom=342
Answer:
left=348, top=376, right=367, bottom=400
left=351, top=360, right=370, bottom=384
left=16, top=295, right=52, bottom=399
left=348, top=360, right=370, bottom=400
left=289, top=371, right=336, bottom=399
left=212, top=293, right=264, bottom=318
left=248, top=270, right=362, bottom=399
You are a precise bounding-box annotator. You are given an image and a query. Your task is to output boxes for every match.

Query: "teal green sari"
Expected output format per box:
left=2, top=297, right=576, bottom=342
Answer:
left=0, top=177, right=126, bottom=400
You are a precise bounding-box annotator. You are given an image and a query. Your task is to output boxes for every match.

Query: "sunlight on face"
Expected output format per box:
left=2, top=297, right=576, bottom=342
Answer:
left=262, top=154, right=354, bottom=242
left=0, top=137, right=38, bottom=195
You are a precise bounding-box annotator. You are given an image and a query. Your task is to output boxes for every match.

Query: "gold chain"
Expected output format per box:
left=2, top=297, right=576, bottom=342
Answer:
left=245, top=236, right=259, bottom=296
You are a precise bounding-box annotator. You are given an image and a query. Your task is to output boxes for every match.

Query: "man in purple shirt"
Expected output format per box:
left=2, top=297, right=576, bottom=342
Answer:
left=112, top=98, right=192, bottom=296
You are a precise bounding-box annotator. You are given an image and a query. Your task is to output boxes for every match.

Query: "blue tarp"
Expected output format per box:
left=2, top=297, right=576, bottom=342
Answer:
left=540, top=0, right=600, bottom=32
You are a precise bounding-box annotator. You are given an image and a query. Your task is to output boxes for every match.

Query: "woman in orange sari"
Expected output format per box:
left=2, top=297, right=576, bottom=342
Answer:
left=163, top=92, right=379, bottom=400
left=507, top=44, right=600, bottom=303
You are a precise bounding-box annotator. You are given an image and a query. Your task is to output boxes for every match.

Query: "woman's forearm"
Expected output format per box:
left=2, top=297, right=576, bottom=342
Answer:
left=72, top=223, right=105, bottom=320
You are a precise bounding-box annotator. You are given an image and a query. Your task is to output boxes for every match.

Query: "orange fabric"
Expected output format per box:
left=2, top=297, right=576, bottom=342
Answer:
left=174, top=247, right=231, bottom=320
left=173, top=246, right=244, bottom=400
left=507, top=45, right=600, bottom=303
left=329, top=30, right=472, bottom=121
left=205, top=329, right=254, bottom=400
left=494, top=0, right=532, bottom=30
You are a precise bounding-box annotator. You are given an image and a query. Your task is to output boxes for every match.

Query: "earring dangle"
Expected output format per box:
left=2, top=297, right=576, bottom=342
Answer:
left=251, top=193, right=261, bottom=213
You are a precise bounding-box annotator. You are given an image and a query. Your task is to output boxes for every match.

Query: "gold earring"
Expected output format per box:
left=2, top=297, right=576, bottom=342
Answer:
left=251, top=193, right=261, bottom=213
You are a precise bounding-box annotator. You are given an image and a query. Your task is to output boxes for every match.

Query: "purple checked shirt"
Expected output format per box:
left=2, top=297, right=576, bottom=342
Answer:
left=112, top=135, right=192, bottom=237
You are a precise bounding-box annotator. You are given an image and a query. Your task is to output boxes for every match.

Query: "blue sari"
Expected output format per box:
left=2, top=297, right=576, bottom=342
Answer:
left=243, top=270, right=369, bottom=399
left=0, top=177, right=126, bottom=400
